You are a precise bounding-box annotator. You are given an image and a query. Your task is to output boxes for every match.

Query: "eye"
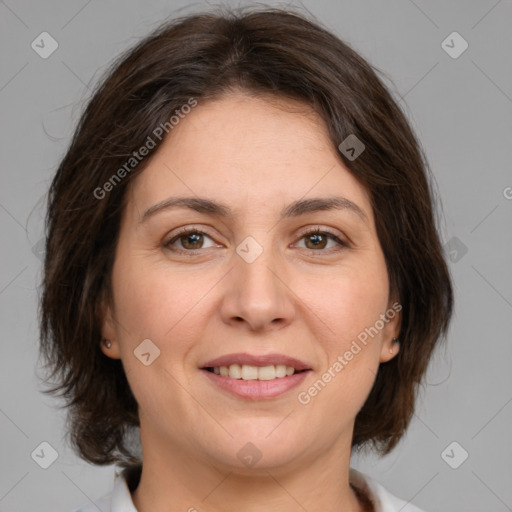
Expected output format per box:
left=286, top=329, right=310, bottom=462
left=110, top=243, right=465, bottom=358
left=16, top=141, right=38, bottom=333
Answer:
left=164, top=226, right=348, bottom=255
left=165, top=228, right=219, bottom=253
left=294, top=227, right=348, bottom=252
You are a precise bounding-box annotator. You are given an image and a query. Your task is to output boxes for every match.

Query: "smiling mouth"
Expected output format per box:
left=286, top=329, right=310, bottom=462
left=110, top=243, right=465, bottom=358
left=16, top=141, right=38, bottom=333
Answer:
left=204, top=364, right=309, bottom=381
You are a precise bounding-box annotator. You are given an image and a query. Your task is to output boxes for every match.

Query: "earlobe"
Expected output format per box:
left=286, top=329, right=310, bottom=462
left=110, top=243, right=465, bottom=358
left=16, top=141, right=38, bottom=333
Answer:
left=100, top=337, right=121, bottom=359
left=378, top=299, right=402, bottom=362
left=380, top=336, right=400, bottom=363
left=389, top=337, right=399, bottom=354
left=99, top=296, right=121, bottom=359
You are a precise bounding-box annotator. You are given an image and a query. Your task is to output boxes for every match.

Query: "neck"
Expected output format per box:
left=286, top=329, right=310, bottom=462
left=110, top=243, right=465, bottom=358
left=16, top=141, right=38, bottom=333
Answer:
left=131, top=425, right=365, bottom=512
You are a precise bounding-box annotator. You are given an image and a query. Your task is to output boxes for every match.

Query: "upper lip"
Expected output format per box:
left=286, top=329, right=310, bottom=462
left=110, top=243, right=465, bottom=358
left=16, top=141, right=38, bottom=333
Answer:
left=201, top=353, right=311, bottom=371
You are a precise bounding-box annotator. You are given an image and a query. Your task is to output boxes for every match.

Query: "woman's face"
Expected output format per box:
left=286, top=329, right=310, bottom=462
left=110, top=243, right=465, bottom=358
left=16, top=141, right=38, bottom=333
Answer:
left=102, top=91, right=400, bottom=471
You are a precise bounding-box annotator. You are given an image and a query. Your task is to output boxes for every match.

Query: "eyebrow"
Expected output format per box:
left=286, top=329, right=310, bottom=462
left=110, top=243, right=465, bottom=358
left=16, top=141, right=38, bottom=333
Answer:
left=140, top=195, right=369, bottom=225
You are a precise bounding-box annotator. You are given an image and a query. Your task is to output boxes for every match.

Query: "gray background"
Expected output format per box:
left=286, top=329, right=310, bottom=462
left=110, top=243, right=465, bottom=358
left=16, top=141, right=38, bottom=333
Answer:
left=1, top=1, right=511, bottom=511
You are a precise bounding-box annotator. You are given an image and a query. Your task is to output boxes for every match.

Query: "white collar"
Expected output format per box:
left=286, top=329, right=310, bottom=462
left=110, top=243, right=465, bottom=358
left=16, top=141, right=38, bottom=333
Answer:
left=73, top=465, right=425, bottom=512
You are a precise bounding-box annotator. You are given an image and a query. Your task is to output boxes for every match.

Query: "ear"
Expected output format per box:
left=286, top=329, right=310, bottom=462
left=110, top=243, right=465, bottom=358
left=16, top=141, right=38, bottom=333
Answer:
left=379, top=300, right=402, bottom=363
left=98, top=294, right=122, bottom=359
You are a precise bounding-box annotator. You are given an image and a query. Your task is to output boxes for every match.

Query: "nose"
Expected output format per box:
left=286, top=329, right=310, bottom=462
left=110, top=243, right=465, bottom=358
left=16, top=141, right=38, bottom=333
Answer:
left=219, top=243, right=296, bottom=332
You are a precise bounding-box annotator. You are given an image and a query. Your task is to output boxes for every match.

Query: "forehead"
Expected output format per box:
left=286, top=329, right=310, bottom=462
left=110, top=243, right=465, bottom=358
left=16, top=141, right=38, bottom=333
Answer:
left=127, top=92, right=372, bottom=222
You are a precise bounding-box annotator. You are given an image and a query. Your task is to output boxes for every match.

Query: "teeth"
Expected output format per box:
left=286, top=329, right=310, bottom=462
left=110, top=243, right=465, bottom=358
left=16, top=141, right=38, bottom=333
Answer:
left=241, top=364, right=258, bottom=380
left=229, top=364, right=242, bottom=379
left=257, top=365, right=276, bottom=381
left=213, top=364, right=297, bottom=380
left=275, top=365, right=287, bottom=378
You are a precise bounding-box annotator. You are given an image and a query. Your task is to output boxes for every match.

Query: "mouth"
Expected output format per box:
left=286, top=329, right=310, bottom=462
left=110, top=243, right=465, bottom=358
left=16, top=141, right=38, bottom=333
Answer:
left=200, top=353, right=312, bottom=399
left=203, top=364, right=308, bottom=381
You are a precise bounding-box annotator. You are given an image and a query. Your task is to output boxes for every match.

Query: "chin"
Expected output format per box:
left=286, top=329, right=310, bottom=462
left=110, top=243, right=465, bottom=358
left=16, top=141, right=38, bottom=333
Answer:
left=200, top=418, right=306, bottom=471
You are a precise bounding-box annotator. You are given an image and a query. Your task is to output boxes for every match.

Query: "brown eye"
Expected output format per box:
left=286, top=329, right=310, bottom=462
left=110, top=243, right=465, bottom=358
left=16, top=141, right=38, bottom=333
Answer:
left=304, top=232, right=328, bottom=250
left=295, top=228, right=348, bottom=252
left=180, top=232, right=204, bottom=250
left=166, top=229, right=217, bottom=252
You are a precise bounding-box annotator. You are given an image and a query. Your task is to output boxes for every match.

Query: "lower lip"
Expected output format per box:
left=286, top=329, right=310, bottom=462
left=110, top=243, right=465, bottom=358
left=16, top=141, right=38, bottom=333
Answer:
left=201, top=369, right=310, bottom=399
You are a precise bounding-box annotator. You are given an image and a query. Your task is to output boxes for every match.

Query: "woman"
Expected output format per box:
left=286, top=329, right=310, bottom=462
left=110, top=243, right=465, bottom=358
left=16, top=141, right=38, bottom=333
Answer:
left=40, top=7, right=453, bottom=512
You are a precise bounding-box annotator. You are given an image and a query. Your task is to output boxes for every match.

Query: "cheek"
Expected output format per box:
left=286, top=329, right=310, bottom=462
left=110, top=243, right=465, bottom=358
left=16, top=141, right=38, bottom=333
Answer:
left=110, top=258, right=207, bottom=416
left=111, top=254, right=206, bottom=340
left=301, top=259, right=389, bottom=350
left=297, top=271, right=387, bottom=424
left=300, top=259, right=389, bottom=414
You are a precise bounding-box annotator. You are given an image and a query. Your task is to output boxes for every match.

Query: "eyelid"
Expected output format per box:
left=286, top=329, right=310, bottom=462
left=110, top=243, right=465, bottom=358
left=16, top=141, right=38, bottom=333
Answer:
left=295, top=225, right=345, bottom=240
left=166, top=224, right=212, bottom=239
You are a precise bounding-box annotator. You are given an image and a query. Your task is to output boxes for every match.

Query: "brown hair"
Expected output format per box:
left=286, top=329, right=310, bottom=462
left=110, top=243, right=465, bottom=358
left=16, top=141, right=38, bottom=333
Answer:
left=39, top=6, right=453, bottom=466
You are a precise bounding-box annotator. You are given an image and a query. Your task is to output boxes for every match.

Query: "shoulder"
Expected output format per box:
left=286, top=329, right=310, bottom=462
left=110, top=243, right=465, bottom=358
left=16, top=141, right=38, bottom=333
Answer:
left=349, top=468, right=427, bottom=512
left=71, top=492, right=112, bottom=512
left=70, top=465, right=141, bottom=512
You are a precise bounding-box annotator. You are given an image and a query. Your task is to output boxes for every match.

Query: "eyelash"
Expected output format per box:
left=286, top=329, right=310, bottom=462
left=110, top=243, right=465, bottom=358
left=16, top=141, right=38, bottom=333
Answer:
left=164, top=226, right=348, bottom=255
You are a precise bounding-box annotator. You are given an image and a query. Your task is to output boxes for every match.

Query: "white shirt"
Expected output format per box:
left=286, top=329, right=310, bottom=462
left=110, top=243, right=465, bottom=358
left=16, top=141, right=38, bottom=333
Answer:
left=72, top=465, right=425, bottom=512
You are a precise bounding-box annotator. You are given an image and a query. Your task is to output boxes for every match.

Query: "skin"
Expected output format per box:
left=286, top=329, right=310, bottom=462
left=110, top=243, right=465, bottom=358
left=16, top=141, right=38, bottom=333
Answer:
left=101, top=91, right=400, bottom=512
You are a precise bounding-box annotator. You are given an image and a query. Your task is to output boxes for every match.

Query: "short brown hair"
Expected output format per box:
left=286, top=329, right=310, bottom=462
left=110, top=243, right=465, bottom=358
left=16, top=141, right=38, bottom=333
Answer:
left=39, top=6, right=453, bottom=466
